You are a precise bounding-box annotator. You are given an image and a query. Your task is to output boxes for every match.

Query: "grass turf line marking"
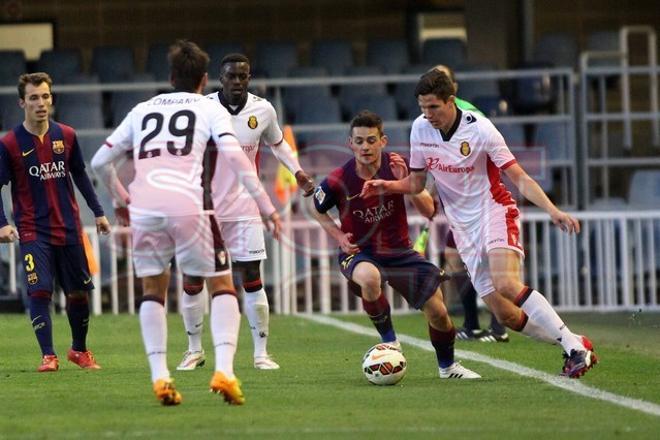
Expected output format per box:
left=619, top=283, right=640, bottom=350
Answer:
left=302, top=314, right=660, bottom=418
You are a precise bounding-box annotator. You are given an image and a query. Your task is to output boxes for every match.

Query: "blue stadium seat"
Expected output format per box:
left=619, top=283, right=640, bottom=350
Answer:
left=76, top=134, right=108, bottom=163
left=145, top=43, right=170, bottom=81
left=110, top=74, right=157, bottom=125
left=628, top=170, right=660, bottom=209
left=586, top=31, right=620, bottom=67
left=36, top=49, right=83, bottom=83
left=254, top=41, right=298, bottom=78
left=512, top=62, right=554, bottom=114
left=342, top=95, right=398, bottom=122
left=0, top=95, right=23, bottom=131
left=472, top=96, right=511, bottom=117
left=393, top=65, right=431, bottom=119
left=366, top=39, right=410, bottom=74
left=456, top=63, right=500, bottom=102
left=304, top=131, right=352, bottom=175
left=293, top=96, right=341, bottom=147
left=206, top=42, right=246, bottom=73
left=283, top=67, right=330, bottom=122
left=338, top=66, right=387, bottom=102
left=385, top=126, right=411, bottom=150
left=533, top=32, right=578, bottom=68
left=310, top=40, right=354, bottom=75
left=55, top=76, right=105, bottom=129
left=0, top=50, right=26, bottom=85
left=495, top=123, right=526, bottom=147
left=533, top=121, right=570, bottom=161
left=421, top=38, right=467, bottom=69
left=91, top=46, right=135, bottom=83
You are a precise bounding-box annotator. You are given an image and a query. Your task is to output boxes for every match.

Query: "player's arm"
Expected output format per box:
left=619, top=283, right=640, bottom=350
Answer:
left=0, top=145, right=19, bottom=242
left=504, top=163, right=580, bottom=234
left=360, top=169, right=427, bottom=199
left=308, top=184, right=359, bottom=255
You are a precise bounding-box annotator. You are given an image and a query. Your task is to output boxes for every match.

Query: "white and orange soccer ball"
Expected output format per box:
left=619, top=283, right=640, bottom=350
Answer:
left=362, top=343, right=407, bottom=385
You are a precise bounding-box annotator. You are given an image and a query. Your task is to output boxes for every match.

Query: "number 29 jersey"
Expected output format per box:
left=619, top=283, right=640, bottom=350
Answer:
left=102, top=91, right=237, bottom=217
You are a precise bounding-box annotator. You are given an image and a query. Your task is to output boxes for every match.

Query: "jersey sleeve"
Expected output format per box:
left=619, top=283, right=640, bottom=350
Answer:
left=483, top=120, right=516, bottom=170
left=0, top=143, right=11, bottom=227
left=409, top=120, right=427, bottom=171
left=105, top=110, right=137, bottom=154
left=262, top=103, right=284, bottom=146
left=69, top=132, right=104, bottom=217
left=313, top=173, right=339, bottom=214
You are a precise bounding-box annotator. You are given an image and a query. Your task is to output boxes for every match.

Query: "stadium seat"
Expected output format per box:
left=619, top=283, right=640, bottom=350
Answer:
left=0, top=94, right=23, bottom=131
left=91, top=46, right=135, bottom=83
left=110, top=74, right=158, bottom=125
left=310, top=39, right=354, bottom=76
left=338, top=66, right=387, bottom=102
left=76, top=133, right=108, bottom=162
left=304, top=131, right=352, bottom=175
left=0, top=50, right=26, bottom=85
left=421, top=38, right=467, bottom=69
left=254, top=41, right=298, bottom=78
left=293, top=96, right=341, bottom=147
left=385, top=126, right=411, bottom=150
left=628, top=170, right=660, bottom=209
left=393, top=65, right=431, bottom=119
left=456, top=63, right=500, bottom=103
left=283, top=67, right=330, bottom=122
left=145, top=43, right=171, bottom=81
left=472, top=96, right=511, bottom=117
left=532, top=32, right=578, bottom=68
left=366, top=39, right=410, bottom=74
left=206, top=42, right=246, bottom=72
left=512, top=62, right=554, bottom=114
left=586, top=30, right=621, bottom=67
left=342, top=94, right=398, bottom=122
left=495, top=123, right=526, bottom=147
left=533, top=121, right=570, bottom=161
left=36, top=49, right=83, bottom=83
left=55, top=77, right=105, bottom=129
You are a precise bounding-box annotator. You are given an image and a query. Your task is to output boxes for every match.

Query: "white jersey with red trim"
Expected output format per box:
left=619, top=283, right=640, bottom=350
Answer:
left=409, top=108, right=517, bottom=229
left=102, top=91, right=236, bottom=217
left=206, top=92, right=283, bottom=221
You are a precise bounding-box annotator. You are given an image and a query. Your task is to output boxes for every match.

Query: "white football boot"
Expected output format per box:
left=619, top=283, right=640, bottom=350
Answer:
left=439, top=362, right=481, bottom=379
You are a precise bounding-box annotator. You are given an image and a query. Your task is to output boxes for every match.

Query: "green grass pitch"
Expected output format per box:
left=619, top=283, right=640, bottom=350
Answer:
left=1, top=311, right=659, bottom=439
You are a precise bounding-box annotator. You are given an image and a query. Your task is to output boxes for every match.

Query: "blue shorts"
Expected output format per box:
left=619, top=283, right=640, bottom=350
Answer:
left=339, top=249, right=446, bottom=309
left=20, top=241, right=94, bottom=295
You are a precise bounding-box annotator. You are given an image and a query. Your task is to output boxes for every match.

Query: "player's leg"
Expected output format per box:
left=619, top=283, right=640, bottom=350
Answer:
left=177, top=274, right=207, bottom=371
left=58, top=243, right=101, bottom=369
left=486, top=248, right=596, bottom=377
left=21, top=242, right=58, bottom=371
left=347, top=255, right=397, bottom=344
left=444, top=240, right=481, bottom=339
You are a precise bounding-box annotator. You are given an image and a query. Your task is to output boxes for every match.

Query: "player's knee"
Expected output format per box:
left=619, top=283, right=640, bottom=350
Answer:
left=67, top=291, right=89, bottom=304
left=492, top=276, right=521, bottom=299
left=183, top=275, right=204, bottom=295
left=29, top=290, right=52, bottom=300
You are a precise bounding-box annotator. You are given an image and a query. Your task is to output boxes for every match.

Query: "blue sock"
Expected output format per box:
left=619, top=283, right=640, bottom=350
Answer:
left=29, top=295, right=55, bottom=356
left=67, top=297, right=90, bottom=352
left=429, top=325, right=456, bottom=369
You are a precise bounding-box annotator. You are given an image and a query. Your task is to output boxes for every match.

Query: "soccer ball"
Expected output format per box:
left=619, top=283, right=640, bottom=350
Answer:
left=362, top=343, right=407, bottom=385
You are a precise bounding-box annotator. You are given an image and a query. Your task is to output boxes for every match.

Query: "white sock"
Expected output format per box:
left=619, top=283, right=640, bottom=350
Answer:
left=139, top=300, right=170, bottom=383
left=211, top=293, right=241, bottom=378
left=520, top=290, right=584, bottom=353
left=244, top=288, right=270, bottom=358
left=180, top=290, right=206, bottom=352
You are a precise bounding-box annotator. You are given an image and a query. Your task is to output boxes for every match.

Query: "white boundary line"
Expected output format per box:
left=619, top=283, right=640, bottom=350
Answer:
left=302, top=314, right=660, bottom=418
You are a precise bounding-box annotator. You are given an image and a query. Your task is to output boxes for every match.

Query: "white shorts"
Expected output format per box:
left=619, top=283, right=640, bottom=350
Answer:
left=451, top=204, right=524, bottom=297
left=219, top=218, right=267, bottom=262
left=131, top=213, right=231, bottom=278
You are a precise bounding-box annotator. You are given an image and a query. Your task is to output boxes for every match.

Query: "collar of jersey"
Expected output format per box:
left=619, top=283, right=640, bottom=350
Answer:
left=438, top=106, right=462, bottom=142
left=217, top=90, right=248, bottom=115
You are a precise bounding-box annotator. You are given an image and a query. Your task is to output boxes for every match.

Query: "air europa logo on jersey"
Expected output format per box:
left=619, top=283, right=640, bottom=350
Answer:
left=425, top=157, right=474, bottom=174
left=28, top=161, right=66, bottom=181
left=353, top=200, right=395, bottom=224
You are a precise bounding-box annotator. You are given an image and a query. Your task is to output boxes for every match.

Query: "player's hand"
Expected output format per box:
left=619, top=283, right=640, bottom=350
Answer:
left=388, top=153, right=409, bottom=179
left=0, top=224, right=19, bottom=243
left=95, top=216, right=111, bottom=235
left=339, top=232, right=360, bottom=254
left=114, top=206, right=130, bottom=226
left=360, top=179, right=389, bottom=199
left=263, top=211, right=282, bottom=240
left=295, top=170, right=315, bottom=197
left=550, top=209, right=580, bottom=234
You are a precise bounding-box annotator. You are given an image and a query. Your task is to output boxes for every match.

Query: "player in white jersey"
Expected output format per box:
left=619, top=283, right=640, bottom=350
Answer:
left=361, top=70, right=597, bottom=378
left=91, top=41, right=279, bottom=405
left=177, top=53, right=315, bottom=371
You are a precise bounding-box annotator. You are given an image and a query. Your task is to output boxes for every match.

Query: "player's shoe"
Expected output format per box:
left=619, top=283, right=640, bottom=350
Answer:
left=67, top=349, right=101, bottom=369
left=384, top=340, right=402, bottom=351
left=209, top=371, right=245, bottom=405
left=254, top=354, right=280, bottom=370
left=489, top=329, right=510, bottom=343
left=561, top=334, right=598, bottom=378
left=439, top=362, right=481, bottom=379
left=176, top=350, right=206, bottom=371
left=37, top=354, right=59, bottom=372
left=153, top=378, right=182, bottom=406
left=456, top=327, right=499, bottom=342
left=561, top=349, right=596, bottom=378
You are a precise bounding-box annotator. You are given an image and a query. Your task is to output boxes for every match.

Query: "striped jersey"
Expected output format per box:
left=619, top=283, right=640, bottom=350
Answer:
left=0, top=121, right=103, bottom=244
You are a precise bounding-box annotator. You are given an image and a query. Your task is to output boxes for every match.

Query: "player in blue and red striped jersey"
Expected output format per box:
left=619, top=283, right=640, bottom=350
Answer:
left=0, top=72, right=111, bottom=372
left=309, top=110, right=480, bottom=379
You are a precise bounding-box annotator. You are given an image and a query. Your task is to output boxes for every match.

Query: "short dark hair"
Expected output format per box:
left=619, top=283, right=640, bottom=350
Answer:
left=18, top=72, right=52, bottom=99
left=349, top=110, right=384, bottom=136
left=220, top=53, right=250, bottom=68
left=414, top=70, right=456, bottom=101
left=429, top=64, right=456, bottom=84
left=168, top=40, right=209, bottom=92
